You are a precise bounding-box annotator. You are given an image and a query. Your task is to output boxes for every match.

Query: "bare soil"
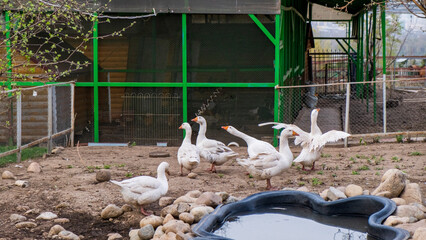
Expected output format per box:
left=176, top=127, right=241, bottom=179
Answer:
left=0, top=142, right=425, bottom=239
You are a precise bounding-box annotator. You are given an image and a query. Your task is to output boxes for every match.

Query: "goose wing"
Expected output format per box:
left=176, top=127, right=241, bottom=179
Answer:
left=311, top=130, right=350, bottom=151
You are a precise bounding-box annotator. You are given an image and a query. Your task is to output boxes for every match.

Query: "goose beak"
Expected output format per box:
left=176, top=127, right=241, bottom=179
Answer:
left=292, top=131, right=299, bottom=136
left=191, top=117, right=198, bottom=122
left=221, top=126, right=229, bottom=130
left=178, top=125, right=183, bottom=129
left=316, top=108, right=320, bottom=112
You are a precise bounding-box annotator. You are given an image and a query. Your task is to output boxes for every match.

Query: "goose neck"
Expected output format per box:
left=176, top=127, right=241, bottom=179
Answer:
left=183, top=129, right=192, bottom=144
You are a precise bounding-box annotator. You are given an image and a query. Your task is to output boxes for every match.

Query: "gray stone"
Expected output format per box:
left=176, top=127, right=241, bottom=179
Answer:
left=337, top=186, right=346, bottom=193
left=163, top=214, right=175, bottom=225
left=190, top=206, right=214, bottom=222
left=2, top=170, right=15, bottom=179
left=195, top=192, right=222, bottom=207
left=129, top=229, right=141, bottom=240
left=413, top=227, right=426, bottom=240
left=372, top=169, right=406, bottom=198
left=15, top=221, right=37, bottom=228
left=185, top=190, right=202, bottom=198
left=159, top=197, right=175, bottom=207
left=101, top=204, right=124, bottom=219
left=345, top=184, right=363, bottom=197
left=320, top=189, right=329, bottom=200
left=160, top=232, right=177, bottom=240
left=96, top=170, right=111, bottom=182
left=161, top=205, right=174, bottom=217
left=140, top=215, right=163, bottom=229
left=169, top=203, right=191, bottom=218
left=215, top=192, right=230, bottom=202
left=107, top=233, right=123, bottom=240
left=36, top=211, right=58, bottom=220
left=153, top=226, right=165, bottom=239
left=395, top=205, right=425, bottom=220
left=395, top=219, right=426, bottom=236
left=10, top=214, right=27, bottom=223
left=174, top=195, right=196, bottom=204
left=391, top=198, right=407, bottom=206
left=327, top=187, right=347, bottom=201
left=411, top=203, right=426, bottom=213
left=48, top=225, right=65, bottom=237
left=54, top=218, right=70, bottom=224
left=384, top=216, right=411, bottom=226
left=15, top=180, right=29, bottom=188
left=162, top=220, right=191, bottom=234
left=187, top=172, right=198, bottom=179
left=362, top=190, right=370, bottom=195
left=27, top=162, right=41, bottom=173
left=179, top=212, right=194, bottom=225
left=296, top=186, right=309, bottom=192
left=224, top=196, right=240, bottom=204
left=400, top=183, right=423, bottom=204
left=58, top=230, right=80, bottom=240
left=121, top=204, right=133, bottom=212
left=138, top=224, right=155, bottom=240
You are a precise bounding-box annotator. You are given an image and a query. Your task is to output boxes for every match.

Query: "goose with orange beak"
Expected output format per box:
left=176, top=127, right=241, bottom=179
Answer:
left=221, top=126, right=294, bottom=190
left=177, top=122, right=200, bottom=176
left=191, top=116, right=238, bottom=173
left=259, top=108, right=350, bottom=171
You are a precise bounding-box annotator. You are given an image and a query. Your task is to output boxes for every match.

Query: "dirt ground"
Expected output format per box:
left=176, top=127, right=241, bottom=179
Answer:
left=0, top=141, right=425, bottom=239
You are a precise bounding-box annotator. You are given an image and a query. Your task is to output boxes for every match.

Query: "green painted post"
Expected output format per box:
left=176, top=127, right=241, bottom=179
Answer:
left=360, top=13, right=364, bottom=99
left=373, top=5, right=377, bottom=122
left=273, top=14, right=281, bottom=147
left=93, top=13, right=99, bottom=142
left=5, top=11, right=12, bottom=92
left=182, top=14, right=188, bottom=123
left=381, top=3, right=387, bottom=133
left=365, top=11, right=369, bottom=112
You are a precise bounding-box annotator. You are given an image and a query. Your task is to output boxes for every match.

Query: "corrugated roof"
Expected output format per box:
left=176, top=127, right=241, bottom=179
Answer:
left=310, top=0, right=377, bottom=15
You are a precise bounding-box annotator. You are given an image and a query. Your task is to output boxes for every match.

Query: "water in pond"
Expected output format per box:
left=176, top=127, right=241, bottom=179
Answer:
left=213, top=206, right=369, bottom=240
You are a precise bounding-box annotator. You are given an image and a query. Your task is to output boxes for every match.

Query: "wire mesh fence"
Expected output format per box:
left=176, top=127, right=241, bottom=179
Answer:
left=277, top=78, right=426, bottom=138
left=0, top=82, right=74, bottom=163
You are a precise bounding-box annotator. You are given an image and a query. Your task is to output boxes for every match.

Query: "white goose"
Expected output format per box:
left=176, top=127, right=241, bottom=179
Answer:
left=222, top=126, right=295, bottom=190
left=259, top=108, right=350, bottom=171
left=177, top=122, right=200, bottom=176
left=110, top=162, right=170, bottom=215
left=191, top=116, right=238, bottom=173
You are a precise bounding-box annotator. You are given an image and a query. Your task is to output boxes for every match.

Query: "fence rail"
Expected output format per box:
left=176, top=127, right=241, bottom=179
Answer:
left=0, top=82, right=75, bottom=162
left=277, top=78, right=426, bottom=146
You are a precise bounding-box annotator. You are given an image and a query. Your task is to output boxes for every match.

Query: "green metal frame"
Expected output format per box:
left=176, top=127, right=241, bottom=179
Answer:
left=2, top=2, right=385, bottom=144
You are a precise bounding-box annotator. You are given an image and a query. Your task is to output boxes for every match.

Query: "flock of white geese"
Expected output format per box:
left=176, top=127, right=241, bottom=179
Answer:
left=111, top=108, right=350, bottom=215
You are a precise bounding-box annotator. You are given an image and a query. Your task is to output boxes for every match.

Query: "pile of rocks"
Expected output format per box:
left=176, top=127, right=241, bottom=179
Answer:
left=314, top=169, right=425, bottom=240
left=103, top=190, right=240, bottom=240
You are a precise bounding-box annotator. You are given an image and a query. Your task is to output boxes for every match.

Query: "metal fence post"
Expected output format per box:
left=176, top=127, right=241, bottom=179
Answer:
left=344, top=82, right=350, bottom=147
left=48, top=86, right=53, bottom=153
left=17, top=93, right=22, bottom=162
left=70, top=83, right=75, bottom=147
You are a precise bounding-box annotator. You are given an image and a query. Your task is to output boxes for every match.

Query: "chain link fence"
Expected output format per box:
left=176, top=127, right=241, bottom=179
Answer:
left=278, top=78, right=426, bottom=141
left=0, top=82, right=74, bottom=163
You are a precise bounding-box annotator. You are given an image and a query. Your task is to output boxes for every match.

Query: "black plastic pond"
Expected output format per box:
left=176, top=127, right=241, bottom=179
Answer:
left=192, top=191, right=410, bottom=240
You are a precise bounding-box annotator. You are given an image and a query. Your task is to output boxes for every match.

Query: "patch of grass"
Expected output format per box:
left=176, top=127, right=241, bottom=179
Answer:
left=321, top=153, right=331, bottom=158
left=374, top=157, right=384, bottom=165
left=95, top=166, right=101, bottom=169
left=359, top=138, right=367, bottom=145
left=375, top=167, right=383, bottom=170
left=87, top=166, right=95, bottom=169
left=395, top=165, right=401, bottom=170
left=358, top=165, right=370, bottom=171
left=125, top=172, right=133, bottom=178
left=332, top=173, right=337, bottom=178
left=130, top=141, right=137, bottom=147
left=352, top=171, right=360, bottom=175
left=311, top=177, right=323, bottom=186
left=103, top=165, right=111, bottom=169
left=217, top=173, right=224, bottom=178
left=373, top=137, right=380, bottom=143
left=298, top=182, right=306, bottom=186
left=67, top=165, right=73, bottom=168
left=248, top=174, right=253, bottom=178
left=317, top=171, right=323, bottom=175
left=375, top=172, right=380, bottom=176
left=396, top=135, right=403, bottom=143
left=408, top=151, right=423, bottom=156
left=391, top=156, right=401, bottom=162
left=356, top=154, right=369, bottom=159
left=335, top=166, right=339, bottom=170
left=296, top=166, right=301, bottom=171
left=116, top=164, right=125, bottom=167
left=0, top=146, right=47, bottom=167
left=291, top=162, right=295, bottom=167
left=349, top=157, right=358, bottom=163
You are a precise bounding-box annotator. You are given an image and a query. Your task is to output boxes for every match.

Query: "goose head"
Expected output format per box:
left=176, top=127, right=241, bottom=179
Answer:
left=221, top=125, right=236, bottom=133
left=179, top=122, right=191, bottom=131
left=311, top=108, right=320, bottom=121
left=280, top=128, right=299, bottom=138
left=157, top=162, right=170, bottom=178
left=191, top=116, right=206, bottom=125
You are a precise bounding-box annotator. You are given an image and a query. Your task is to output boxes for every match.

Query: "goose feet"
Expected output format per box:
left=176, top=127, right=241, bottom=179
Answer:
left=206, top=164, right=217, bottom=173
left=266, top=179, right=278, bottom=191
left=140, top=207, right=153, bottom=216
left=180, top=166, right=184, bottom=176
